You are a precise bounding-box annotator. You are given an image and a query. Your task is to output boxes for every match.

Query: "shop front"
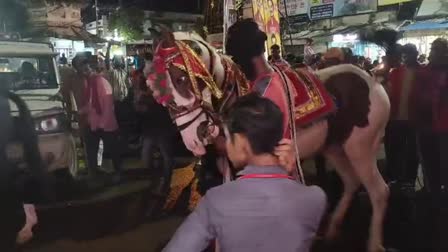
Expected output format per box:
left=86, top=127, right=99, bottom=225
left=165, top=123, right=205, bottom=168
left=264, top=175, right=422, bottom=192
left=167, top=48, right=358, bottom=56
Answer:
left=330, top=33, right=385, bottom=61
left=399, top=20, right=448, bottom=56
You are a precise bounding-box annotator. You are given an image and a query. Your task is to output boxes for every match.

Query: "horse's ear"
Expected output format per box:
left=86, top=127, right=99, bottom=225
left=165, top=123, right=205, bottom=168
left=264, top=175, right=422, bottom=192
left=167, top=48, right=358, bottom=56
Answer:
left=151, top=23, right=176, bottom=50
left=160, top=25, right=176, bottom=48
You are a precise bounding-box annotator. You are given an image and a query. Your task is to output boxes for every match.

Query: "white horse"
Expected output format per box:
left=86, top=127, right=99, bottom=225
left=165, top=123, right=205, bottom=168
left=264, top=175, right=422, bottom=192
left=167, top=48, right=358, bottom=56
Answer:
left=151, top=30, right=390, bottom=252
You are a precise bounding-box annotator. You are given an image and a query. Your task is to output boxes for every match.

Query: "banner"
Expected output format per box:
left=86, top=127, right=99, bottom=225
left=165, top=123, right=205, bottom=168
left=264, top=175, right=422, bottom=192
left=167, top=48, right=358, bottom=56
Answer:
left=252, top=0, right=267, bottom=32
left=417, top=0, right=448, bottom=17
left=309, top=0, right=377, bottom=20
left=252, top=0, right=282, bottom=50
left=378, top=0, right=411, bottom=6
left=265, top=0, right=282, bottom=50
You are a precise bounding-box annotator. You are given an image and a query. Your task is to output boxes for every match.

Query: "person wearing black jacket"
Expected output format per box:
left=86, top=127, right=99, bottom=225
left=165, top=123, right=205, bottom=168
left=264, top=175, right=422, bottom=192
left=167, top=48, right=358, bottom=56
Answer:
left=133, top=67, right=177, bottom=195
left=0, top=88, right=47, bottom=251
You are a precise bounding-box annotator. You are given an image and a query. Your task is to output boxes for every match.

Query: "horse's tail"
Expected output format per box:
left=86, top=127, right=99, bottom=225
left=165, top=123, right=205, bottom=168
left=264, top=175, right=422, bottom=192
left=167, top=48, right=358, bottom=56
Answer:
left=359, top=28, right=401, bottom=56
left=5, top=91, right=50, bottom=203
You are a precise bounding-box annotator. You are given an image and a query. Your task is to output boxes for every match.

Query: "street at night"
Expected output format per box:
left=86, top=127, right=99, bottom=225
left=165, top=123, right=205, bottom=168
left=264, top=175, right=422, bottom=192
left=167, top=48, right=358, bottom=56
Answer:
left=1, top=0, right=448, bottom=251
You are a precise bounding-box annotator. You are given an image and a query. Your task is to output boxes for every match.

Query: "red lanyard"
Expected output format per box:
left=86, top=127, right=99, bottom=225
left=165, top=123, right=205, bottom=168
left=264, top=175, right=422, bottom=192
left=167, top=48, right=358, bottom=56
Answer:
left=238, top=174, right=295, bottom=180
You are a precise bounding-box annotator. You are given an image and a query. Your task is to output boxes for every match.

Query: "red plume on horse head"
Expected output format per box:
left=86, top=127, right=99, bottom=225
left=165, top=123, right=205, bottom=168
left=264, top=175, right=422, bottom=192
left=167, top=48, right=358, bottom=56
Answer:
left=147, top=24, right=222, bottom=106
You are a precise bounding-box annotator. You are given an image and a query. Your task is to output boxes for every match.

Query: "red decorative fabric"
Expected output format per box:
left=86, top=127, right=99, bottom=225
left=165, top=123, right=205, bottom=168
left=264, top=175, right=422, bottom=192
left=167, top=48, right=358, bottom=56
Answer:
left=412, top=66, right=448, bottom=132
left=84, top=75, right=102, bottom=115
left=388, top=65, right=406, bottom=119
left=149, top=41, right=221, bottom=106
left=284, top=68, right=336, bottom=126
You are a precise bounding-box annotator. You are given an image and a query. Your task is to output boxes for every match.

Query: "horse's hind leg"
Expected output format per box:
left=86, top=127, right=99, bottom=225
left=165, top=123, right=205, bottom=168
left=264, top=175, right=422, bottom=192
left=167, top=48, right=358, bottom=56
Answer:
left=323, top=146, right=360, bottom=240
left=344, top=131, right=389, bottom=252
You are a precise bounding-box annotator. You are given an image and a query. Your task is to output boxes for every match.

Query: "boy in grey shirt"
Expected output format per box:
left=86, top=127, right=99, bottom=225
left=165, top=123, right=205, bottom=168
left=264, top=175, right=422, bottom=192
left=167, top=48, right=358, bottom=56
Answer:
left=164, top=94, right=327, bottom=252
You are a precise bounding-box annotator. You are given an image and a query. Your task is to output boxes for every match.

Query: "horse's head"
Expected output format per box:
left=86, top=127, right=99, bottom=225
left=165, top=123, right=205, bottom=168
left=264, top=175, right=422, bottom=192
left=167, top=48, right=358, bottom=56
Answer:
left=148, top=29, right=226, bottom=156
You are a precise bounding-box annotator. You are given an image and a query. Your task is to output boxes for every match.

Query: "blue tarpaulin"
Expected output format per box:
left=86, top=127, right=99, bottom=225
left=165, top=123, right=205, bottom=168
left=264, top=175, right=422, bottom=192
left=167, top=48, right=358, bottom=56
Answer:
left=400, top=20, right=448, bottom=31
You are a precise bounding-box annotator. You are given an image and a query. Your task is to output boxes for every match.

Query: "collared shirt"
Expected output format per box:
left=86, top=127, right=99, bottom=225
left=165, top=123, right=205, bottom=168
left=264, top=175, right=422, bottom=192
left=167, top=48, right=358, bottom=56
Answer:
left=80, top=75, right=119, bottom=132
left=107, top=68, right=129, bottom=101
left=163, top=165, right=327, bottom=252
left=388, top=64, right=421, bottom=121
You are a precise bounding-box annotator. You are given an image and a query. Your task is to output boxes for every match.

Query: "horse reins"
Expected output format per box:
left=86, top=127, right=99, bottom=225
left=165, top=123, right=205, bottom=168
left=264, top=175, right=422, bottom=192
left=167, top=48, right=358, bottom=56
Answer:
left=176, top=108, right=206, bottom=131
left=170, top=40, right=221, bottom=133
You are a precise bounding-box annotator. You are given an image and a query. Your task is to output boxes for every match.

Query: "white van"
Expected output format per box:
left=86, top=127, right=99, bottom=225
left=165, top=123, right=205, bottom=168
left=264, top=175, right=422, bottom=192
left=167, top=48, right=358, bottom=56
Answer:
left=0, top=41, right=78, bottom=177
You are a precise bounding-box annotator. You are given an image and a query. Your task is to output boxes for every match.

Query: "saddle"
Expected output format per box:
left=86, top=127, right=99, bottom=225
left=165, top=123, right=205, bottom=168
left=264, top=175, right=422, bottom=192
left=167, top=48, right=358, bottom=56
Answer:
left=281, top=67, right=336, bottom=127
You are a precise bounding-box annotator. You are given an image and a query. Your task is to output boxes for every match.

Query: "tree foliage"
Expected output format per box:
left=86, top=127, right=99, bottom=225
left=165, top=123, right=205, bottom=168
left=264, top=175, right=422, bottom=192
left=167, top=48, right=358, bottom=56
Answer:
left=0, top=0, right=29, bottom=33
left=108, top=8, right=145, bottom=42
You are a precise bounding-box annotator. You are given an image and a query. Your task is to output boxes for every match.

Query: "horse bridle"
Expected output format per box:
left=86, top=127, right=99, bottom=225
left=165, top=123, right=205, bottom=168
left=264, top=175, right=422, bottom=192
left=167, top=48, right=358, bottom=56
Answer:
left=165, top=40, right=222, bottom=143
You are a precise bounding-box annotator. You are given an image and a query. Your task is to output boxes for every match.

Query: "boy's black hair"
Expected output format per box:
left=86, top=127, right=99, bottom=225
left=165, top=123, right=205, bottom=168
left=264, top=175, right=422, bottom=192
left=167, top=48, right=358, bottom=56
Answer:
left=270, top=44, right=280, bottom=50
left=224, top=93, right=283, bottom=155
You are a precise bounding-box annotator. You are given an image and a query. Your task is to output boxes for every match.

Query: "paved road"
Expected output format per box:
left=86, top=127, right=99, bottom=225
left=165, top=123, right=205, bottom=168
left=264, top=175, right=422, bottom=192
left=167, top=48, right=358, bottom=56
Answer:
left=25, top=217, right=184, bottom=252
left=22, top=143, right=432, bottom=252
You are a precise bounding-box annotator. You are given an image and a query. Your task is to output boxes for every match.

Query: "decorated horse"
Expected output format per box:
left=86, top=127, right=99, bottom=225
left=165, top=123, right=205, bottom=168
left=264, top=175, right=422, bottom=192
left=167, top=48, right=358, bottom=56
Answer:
left=147, top=20, right=390, bottom=252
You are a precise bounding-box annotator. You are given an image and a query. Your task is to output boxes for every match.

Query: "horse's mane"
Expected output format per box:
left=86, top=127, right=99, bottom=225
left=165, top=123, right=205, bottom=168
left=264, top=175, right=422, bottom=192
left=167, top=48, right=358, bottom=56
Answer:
left=315, top=64, right=375, bottom=89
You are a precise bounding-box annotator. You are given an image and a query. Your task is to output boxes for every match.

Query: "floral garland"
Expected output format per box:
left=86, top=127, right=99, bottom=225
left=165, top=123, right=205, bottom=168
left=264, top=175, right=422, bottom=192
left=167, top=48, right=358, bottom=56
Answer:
left=147, top=55, right=174, bottom=106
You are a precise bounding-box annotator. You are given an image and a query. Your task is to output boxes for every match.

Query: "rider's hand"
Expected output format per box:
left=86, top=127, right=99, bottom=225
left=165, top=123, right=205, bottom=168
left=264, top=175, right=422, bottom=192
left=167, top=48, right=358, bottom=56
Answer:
left=274, top=138, right=296, bottom=173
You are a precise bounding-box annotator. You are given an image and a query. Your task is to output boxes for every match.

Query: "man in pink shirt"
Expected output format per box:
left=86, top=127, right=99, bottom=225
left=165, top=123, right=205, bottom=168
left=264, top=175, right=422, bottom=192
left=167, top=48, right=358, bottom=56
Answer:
left=77, top=59, right=122, bottom=178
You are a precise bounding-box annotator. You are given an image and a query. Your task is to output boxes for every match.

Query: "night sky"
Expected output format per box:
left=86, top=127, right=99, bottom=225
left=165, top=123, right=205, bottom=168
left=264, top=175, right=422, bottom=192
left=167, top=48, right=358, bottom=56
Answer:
left=83, top=0, right=206, bottom=23
left=97, top=0, right=205, bottom=13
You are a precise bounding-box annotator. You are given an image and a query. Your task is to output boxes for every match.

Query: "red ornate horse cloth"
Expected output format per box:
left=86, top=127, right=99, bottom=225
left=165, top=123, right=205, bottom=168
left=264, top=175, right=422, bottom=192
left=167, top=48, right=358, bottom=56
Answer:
left=284, top=68, right=336, bottom=126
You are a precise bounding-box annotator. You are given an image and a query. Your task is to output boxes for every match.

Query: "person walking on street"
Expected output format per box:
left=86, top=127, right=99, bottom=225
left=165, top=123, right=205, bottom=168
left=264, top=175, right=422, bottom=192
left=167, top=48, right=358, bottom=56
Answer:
left=78, top=59, right=122, bottom=180
left=385, top=43, right=421, bottom=187
left=412, top=38, right=448, bottom=195
left=135, top=67, right=177, bottom=194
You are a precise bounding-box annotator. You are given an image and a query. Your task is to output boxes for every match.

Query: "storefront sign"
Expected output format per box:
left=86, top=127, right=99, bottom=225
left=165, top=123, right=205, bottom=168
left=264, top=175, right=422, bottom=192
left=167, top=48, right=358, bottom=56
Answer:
left=309, top=0, right=377, bottom=20
left=126, top=44, right=151, bottom=56
left=310, top=3, right=333, bottom=19
left=378, top=0, right=411, bottom=6
left=333, top=34, right=358, bottom=43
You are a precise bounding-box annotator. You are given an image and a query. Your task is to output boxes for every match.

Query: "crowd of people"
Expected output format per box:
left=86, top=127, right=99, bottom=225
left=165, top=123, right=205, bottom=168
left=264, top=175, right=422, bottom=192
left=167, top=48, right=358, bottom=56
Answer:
left=56, top=30, right=448, bottom=251
left=59, top=50, right=177, bottom=194
left=269, top=36, right=448, bottom=197
left=164, top=27, right=448, bottom=251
